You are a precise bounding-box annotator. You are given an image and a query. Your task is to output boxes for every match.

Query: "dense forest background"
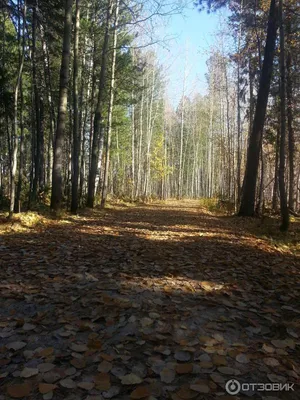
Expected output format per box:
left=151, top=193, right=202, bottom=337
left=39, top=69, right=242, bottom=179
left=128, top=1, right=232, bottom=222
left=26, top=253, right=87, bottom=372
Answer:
left=0, top=0, right=299, bottom=230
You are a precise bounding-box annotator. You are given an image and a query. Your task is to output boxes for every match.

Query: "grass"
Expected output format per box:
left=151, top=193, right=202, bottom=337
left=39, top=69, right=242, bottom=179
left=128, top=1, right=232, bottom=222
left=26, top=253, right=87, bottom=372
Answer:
left=0, top=205, right=73, bottom=234
left=0, top=211, right=49, bottom=234
left=199, top=198, right=236, bottom=214
left=246, top=215, right=300, bottom=255
left=198, top=198, right=299, bottom=255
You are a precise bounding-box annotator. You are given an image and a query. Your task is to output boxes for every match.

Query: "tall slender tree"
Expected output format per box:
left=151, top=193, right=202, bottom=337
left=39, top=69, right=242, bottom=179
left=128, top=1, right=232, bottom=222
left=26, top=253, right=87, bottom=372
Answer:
left=87, top=0, right=113, bottom=208
left=9, top=0, right=27, bottom=218
left=278, top=0, right=289, bottom=231
left=71, top=0, right=81, bottom=214
left=101, top=0, right=119, bottom=208
left=51, top=0, right=73, bottom=211
left=239, top=0, right=278, bottom=216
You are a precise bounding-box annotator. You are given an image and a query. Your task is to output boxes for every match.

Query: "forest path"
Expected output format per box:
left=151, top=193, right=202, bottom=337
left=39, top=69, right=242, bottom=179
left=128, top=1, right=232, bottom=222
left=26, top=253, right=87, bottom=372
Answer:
left=0, top=200, right=299, bottom=399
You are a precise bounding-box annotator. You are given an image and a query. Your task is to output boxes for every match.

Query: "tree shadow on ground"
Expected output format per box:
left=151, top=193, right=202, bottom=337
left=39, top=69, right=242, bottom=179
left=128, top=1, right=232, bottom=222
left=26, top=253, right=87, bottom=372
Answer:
left=0, top=203, right=299, bottom=399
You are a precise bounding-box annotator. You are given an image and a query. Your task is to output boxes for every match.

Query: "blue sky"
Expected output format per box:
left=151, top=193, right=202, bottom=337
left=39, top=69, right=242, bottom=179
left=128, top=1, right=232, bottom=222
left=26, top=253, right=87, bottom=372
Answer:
left=156, top=4, right=229, bottom=105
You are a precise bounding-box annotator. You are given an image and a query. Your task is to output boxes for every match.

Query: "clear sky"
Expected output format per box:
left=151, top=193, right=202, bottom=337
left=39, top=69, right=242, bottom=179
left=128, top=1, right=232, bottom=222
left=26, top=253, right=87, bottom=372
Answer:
left=156, top=3, right=229, bottom=106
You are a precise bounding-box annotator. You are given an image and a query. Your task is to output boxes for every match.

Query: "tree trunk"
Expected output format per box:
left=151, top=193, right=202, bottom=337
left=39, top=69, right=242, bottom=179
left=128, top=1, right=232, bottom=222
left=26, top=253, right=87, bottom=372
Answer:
left=9, top=0, right=26, bottom=219
left=208, top=66, right=215, bottom=198
left=143, top=66, right=155, bottom=199
left=272, top=125, right=280, bottom=211
left=278, top=0, right=289, bottom=231
left=15, top=1, right=26, bottom=213
left=178, top=75, right=185, bottom=199
left=79, top=44, right=89, bottom=203
left=31, top=1, right=42, bottom=203
left=87, top=0, right=113, bottom=208
left=51, top=0, right=73, bottom=211
left=256, top=150, right=265, bottom=215
left=79, top=71, right=89, bottom=203
left=101, top=0, right=119, bottom=208
left=236, top=3, right=243, bottom=206
left=286, top=20, right=295, bottom=212
left=131, top=102, right=135, bottom=201
left=71, top=0, right=81, bottom=214
left=89, top=39, right=97, bottom=169
left=41, top=26, right=55, bottom=188
left=15, top=76, right=24, bottom=213
left=136, top=76, right=144, bottom=198
left=224, top=59, right=232, bottom=200
left=39, top=97, right=45, bottom=190
left=238, top=0, right=278, bottom=216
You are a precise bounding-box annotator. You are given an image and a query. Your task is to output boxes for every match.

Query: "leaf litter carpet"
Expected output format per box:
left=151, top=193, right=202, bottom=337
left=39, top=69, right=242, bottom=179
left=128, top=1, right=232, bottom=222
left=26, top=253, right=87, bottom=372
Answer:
left=0, top=201, right=299, bottom=400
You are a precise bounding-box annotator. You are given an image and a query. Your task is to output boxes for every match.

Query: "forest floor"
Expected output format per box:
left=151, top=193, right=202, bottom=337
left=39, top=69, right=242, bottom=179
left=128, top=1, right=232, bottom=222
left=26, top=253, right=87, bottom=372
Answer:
left=0, top=200, right=299, bottom=400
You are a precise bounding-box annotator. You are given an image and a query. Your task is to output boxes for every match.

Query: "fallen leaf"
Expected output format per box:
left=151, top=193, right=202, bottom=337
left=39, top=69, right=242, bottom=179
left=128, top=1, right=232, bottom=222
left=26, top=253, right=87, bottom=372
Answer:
left=176, top=386, right=198, bottom=399
left=100, top=353, right=114, bottom=362
left=285, top=339, right=296, bottom=349
left=111, top=366, right=126, bottom=377
left=38, top=347, right=54, bottom=358
left=267, top=374, right=287, bottom=383
left=271, top=340, right=288, bottom=349
left=58, top=331, right=73, bottom=337
left=7, top=383, right=31, bottom=398
left=199, top=336, right=216, bottom=346
left=102, top=386, right=120, bottom=398
left=160, top=367, right=175, bottom=383
left=0, top=358, right=10, bottom=367
left=38, top=363, right=55, bottom=373
left=212, top=354, right=227, bottom=366
left=218, top=367, right=240, bottom=375
left=43, top=392, right=54, bottom=400
left=85, top=396, right=104, bottom=400
left=210, top=373, right=225, bottom=384
left=174, top=351, right=191, bottom=362
left=154, top=345, right=171, bottom=356
left=287, top=328, right=298, bottom=338
left=130, top=386, right=151, bottom=399
left=39, top=383, right=57, bottom=394
left=262, top=344, right=275, bottom=354
left=43, top=371, right=61, bottom=383
left=141, top=317, right=153, bottom=327
left=6, top=341, right=26, bottom=351
left=60, top=378, right=77, bottom=389
left=98, top=360, right=112, bottom=373
left=235, top=353, right=249, bottom=364
left=22, top=323, right=36, bottom=331
left=70, top=357, right=86, bottom=369
left=20, top=367, right=39, bottom=378
left=77, top=381, right=95, bottom=390
left=121, top=373, right=143, bottom=385
left=263, top=358, right=280, bottom=367
left=88, top=339, right=102, bottom=349
left=70, top=343, right=88, bottom=352
left=199, top=361, right=213, bottom=369
left=190, top=384, right=210, bottom=393
left=176, top=363, right=193, bottom=374
left=95, top=373, right=111, bottom=390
